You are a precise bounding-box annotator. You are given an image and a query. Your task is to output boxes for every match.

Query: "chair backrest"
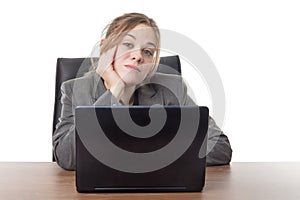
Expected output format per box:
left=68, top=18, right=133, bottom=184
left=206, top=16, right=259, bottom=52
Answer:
left=53, top=55, right=181, bottom=136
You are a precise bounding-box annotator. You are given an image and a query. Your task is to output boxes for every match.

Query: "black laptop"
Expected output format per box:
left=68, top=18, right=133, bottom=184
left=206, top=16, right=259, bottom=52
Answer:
left=75, top=106, right=208, bottom=192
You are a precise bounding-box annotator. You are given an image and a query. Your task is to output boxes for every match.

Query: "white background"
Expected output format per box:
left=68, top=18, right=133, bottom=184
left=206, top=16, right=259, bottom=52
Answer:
left=0, top=0, right=299, bottom=162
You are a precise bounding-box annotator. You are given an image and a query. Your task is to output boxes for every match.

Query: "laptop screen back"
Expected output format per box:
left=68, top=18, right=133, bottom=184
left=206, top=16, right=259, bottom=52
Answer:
left=75, top=106, right=208, bottom=192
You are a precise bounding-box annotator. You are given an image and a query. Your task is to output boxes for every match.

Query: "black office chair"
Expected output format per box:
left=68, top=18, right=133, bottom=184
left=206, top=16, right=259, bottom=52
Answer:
left=52, top=55, right=181, bottom=161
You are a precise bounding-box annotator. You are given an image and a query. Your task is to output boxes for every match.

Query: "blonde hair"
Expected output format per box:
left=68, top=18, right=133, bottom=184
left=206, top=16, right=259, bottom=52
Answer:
left=91, top=13, right=161, bottom=76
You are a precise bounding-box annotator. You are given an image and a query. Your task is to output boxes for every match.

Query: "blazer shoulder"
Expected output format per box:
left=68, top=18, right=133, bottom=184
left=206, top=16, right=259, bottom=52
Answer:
left=149, top=72, right=185, bottom=91
left=61, top=71, right=98, bottom=90
left=60, top=71, right=100, bottom=102
left=150, top=72, right=183, bottom=82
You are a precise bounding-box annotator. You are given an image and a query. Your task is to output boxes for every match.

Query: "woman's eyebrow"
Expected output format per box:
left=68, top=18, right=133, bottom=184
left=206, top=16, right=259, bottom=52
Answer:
left=147, top=42, right=156, bottom=48
left=126, top=34, right=136, bottom=40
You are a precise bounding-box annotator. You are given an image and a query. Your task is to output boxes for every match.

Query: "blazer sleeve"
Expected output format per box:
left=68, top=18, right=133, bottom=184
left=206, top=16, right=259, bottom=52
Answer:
left=52, top=82, right=76, bottom=170
left=181, top=80, right=232, bottom=166
left=53, top=81, right=123, bottom=170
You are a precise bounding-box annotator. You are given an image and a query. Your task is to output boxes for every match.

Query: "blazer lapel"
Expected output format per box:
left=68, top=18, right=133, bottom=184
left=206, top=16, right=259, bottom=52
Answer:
left=137, top=84, right=163, bottom=105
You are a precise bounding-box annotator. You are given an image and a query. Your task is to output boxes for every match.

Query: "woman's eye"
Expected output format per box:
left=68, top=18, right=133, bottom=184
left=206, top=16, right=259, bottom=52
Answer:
left=123, top=42, right=133, bottom=48
left=143, top=49, right=153, bottom=57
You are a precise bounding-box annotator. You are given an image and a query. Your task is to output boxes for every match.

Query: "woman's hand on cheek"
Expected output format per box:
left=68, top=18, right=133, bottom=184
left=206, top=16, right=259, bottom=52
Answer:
left=96, top=46, right=125, bottom=101
left=96, top=46, right=117, bottom=76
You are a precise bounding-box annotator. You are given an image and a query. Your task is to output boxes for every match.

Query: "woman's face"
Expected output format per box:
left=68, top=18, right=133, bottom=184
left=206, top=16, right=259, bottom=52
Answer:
left=113, top=24, right=158, bottom=86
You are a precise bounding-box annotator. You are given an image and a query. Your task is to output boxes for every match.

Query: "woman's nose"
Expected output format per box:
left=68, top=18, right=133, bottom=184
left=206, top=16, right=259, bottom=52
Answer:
left=130, top=49, right=144, bottom=63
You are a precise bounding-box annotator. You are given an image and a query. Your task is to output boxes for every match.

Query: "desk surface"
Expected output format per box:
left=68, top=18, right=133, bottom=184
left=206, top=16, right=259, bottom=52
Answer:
left=1, top=162, right=300, bottom=200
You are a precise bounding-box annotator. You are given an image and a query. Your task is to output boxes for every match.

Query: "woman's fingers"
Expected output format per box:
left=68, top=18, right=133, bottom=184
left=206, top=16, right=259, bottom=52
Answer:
left=96, top=46, right=117, bottom=76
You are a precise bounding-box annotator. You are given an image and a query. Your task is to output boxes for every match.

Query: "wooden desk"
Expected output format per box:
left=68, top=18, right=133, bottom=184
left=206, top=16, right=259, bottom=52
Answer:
left=0, top=162, right=300, bottom=200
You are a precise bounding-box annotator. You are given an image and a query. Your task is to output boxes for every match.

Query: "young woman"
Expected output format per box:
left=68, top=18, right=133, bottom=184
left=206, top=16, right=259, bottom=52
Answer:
left=53, top=13, right=232, bottom=170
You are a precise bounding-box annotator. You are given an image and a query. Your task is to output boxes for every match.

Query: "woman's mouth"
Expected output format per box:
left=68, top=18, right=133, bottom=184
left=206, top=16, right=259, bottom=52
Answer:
left=125, top=65, right=140, bottom=72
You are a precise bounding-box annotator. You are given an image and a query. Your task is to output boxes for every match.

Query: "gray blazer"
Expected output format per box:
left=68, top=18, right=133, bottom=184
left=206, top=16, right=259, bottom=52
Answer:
left=53, top=71, right=232, bottom=170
